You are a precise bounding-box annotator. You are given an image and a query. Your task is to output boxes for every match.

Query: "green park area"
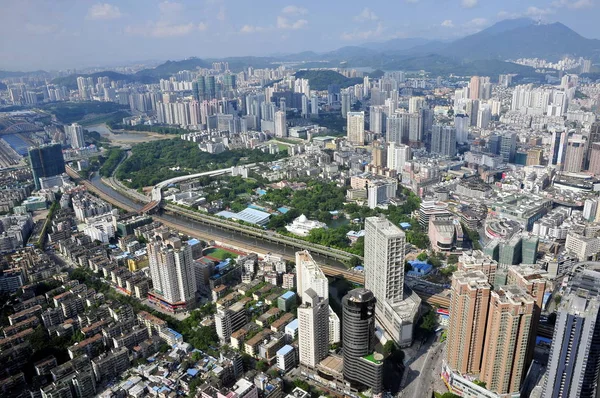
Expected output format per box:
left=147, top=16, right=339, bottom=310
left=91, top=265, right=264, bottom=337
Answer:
left=203, top=247, right=239, bottom=260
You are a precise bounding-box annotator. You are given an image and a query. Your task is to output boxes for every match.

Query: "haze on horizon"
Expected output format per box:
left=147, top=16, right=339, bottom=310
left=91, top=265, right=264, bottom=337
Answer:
left=1, top=0, right=599, bottom=71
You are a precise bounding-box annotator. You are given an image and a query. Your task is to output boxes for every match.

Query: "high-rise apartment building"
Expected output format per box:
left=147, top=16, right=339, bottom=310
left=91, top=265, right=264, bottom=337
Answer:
left=65, top=123, right=85, bottom=149
left=364, top=216, right=420, bottom=347
left=296, top=250, right=328, bottom=301
left=445, top=270, right=491, bottom=374
left=542, top=292, right=600, bottom=398
left=147, top=237, right=196, bottom=311
left=507, top=265, right=546, bottom=367
left=369, top=106, right=385, bottom=136
left=386, top=112, right=410, bottom=144
left=431, top=125, right=457, bottom=157
left=588, top=142, right=600, bottom=176
left=371, top=141, right=386, bottom=168
left=386, top=142, right=411, bottom=172
left=28, top=144, right=66, bottom=190
left=454, top=114, right=469, bottom=144
left=341, top=90, right=351, bottom=119
left=479, top=286, right=534, bottom=396
left=295, top=250, right=340, bottom=345
left=342, top=288, right=384, bottom=395
left=469, top=76, right=481, bottom=100
left=365, top=217, right=405, bottom=306
left=274, top=111, right=287, bottom=138
left=297, top=289, right=329, bottom=368
left=347, top=112, right=365, bottom=145
left=564, top=133, right=587, bottom=173
left=500, top=132, right=517, bottom=163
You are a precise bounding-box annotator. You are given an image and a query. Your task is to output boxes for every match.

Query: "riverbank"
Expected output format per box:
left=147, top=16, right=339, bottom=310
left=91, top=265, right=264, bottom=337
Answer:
left=86, top=123, right=174, bottom=146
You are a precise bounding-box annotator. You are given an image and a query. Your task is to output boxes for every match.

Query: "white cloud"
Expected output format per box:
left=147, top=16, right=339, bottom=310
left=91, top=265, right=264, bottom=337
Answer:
left=240, top=24, right=266, bottom=34
left=216, top=6, right=226, bottom=21
left=354, top=7, right=378, bottom=22
left=525, top=6, right=555, bottom=16
left=552, top=0, right=593, bottom=8
left=468, top=17, right=488, bottom=27
left=158, top=1, right=183, bottom=15
left=441, top=19, right=454, bottom=28
left=341, top=22, right=384, bottom=40
left=405, top=0, right=420, bottom=3
left=125, top=1, right=208, bottom=38
left=87, top=3, right=122, bottom=20
left=282, top=5, right=308, bottom=15
left=126, top=21, right=206, bottom=37
left=277, top=16, right=308, bottom=30
left=461, top=0, right=478, bottom=8
left=25, top=23, right=59, bottom=34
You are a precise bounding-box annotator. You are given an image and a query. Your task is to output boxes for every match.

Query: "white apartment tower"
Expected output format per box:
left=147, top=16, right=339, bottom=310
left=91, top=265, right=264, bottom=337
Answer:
left=365, top=216, right=405, bottom=306
left=347, top=111, right=365, bottom=145
left=364, top=216, right=420, bottom=347
left=387, top=142, right=412, bottom=172
left=148, top=238, right=196, bottom=307
left=296, top=250, right=340, bottom=345
left=297, top=288, right=329, bottom=368
left=274, top=111, right=287, bottom=138
left=66, top=123, right=85, bottom=149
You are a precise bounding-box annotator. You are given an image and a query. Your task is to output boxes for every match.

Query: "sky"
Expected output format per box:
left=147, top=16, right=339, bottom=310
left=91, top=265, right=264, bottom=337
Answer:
left=0, top=0, right=598, bottom=71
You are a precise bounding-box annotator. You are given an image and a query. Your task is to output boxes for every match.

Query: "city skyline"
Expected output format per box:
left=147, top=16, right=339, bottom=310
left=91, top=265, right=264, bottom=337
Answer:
left=2, top=0, right=600, bottom=71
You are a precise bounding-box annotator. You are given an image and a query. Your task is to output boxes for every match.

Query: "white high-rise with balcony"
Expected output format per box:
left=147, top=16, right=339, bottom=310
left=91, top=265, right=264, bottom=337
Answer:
left=364, top=216, right=420, bottom=347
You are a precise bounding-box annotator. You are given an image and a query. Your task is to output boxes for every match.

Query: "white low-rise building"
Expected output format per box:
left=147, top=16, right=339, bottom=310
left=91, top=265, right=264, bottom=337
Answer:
left=285, top=214, right=327, bottom=237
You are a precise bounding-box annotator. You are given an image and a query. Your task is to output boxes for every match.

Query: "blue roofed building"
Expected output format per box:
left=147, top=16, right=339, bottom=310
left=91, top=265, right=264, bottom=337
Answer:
left=276, top=344, right=296, bottom=372
left=159, top=328, right=183, bottom=346
left=216, top=207, right=271, bottom=226
left=285, top=319, right=298, bottom=340
left=407, top=260, right=433, bottom=277
left=278, top=291, right=297, bottom=312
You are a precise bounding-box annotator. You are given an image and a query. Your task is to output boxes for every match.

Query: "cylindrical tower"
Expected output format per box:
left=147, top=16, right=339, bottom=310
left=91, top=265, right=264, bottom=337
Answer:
left=342, top=288, right=383, bottom=395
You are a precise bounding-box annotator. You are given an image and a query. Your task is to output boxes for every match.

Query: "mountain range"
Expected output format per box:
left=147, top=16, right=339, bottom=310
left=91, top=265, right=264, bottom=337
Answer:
left=3, top=18, right=599, bottom=83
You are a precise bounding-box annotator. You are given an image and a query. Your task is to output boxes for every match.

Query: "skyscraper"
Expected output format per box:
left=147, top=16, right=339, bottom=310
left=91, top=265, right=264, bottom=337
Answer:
left=147, top=237, right=196, bottom=311
left=296, top=250, right=328, bottom=301
left=370, top=141, right=386, bottom=168
left=310, top=95, right=319, bottom=116
left=341, top=90, right=351, bottom=118
left=369, top=106, right=385, bottom=136
left=65, top=123, right=85, bottom=149
left=588, top=142, right=600, bottom=176
left=274, top=111, right=287, bottom=138
left=386, top=112, right=409, bottom=144
left=445, top=270, right=491, bottom=375
left=28, top=144, right=66, bottom=190
left=564, top=133, right=587, bottom=173
left=297, top=288, right=329, bottom=368
left=347, top=112, right=365, bottom=145
left=585, top=122, right=600, bottom=170
left=342, top=288, right=384, bottom=395
left=500, top=132, right=517, bottom=163
left=479, top=286, right=534, bottom=396
left=507, top=265, right=546, bottom=368
left=296, top=251, right=340, bottom=345
left=431, top=125, right=457, bottom=157
left=386, top=142, right=411, bottom=172
left=542, top=292, right=600, bottom=398
left=364, top=216, right=420, bottom=347
left=454, top=114, right=469, bottom=144
left=469, top=76, right=481, bottom=100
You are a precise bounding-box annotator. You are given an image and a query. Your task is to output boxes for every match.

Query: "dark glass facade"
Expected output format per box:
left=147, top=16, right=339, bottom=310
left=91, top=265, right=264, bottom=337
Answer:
left=28, top=144, right=65, bottom=190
